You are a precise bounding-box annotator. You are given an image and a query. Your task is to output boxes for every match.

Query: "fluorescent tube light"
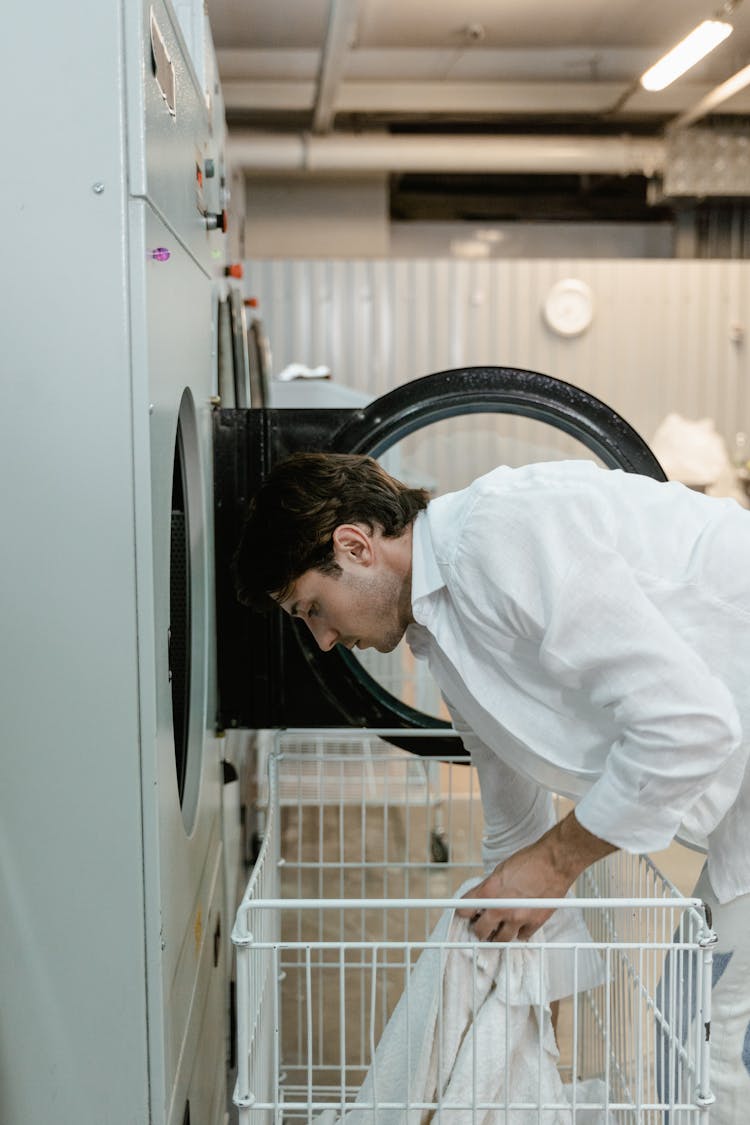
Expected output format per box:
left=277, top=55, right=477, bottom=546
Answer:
left=641, top=20, right=733, bottom=91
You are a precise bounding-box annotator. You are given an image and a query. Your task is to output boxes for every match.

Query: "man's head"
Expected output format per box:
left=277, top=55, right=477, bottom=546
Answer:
left=234, top=452, right=429, bottom=652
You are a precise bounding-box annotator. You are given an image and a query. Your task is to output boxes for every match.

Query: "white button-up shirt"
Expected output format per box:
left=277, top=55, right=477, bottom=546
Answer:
left=405, top=461, right=750, bottom=904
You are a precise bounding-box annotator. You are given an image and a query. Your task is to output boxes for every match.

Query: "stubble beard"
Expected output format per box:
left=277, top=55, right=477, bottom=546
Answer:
left=359, top=567, right=411, bottom=653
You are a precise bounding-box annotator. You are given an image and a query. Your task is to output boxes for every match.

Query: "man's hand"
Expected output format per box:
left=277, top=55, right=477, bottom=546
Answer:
left=456, top=810, right=616, bottom=942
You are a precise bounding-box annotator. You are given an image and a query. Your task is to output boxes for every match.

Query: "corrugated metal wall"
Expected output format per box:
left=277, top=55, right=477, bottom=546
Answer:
left=246, top=258, right=750, bottom=453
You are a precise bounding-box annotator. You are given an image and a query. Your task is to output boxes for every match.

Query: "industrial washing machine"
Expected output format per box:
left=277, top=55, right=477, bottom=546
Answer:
left=213, top=365, right=666, bottom=743
left=2, top=3, right=233, bottom=1123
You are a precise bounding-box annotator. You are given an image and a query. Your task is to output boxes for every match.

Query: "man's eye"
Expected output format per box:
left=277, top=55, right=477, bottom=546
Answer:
left=308, top=605, right=318, bottom=619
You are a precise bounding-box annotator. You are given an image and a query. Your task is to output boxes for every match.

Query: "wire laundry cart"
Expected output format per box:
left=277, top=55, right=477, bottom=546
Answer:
left=233, top=731, right=716, bottom=1123
left=252, top=728, right=450, bottom=863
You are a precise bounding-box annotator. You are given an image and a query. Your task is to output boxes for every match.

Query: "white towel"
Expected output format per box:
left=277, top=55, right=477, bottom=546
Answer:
left=318, top=884, right=606, bottom=1124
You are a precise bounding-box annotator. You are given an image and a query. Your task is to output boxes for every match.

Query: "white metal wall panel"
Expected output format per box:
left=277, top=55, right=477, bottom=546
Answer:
left=245, top=258, right=750, bottom=458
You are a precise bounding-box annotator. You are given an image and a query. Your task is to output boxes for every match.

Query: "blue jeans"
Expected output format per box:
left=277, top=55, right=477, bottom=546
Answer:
left=658, top=864, right=750, bottom=1124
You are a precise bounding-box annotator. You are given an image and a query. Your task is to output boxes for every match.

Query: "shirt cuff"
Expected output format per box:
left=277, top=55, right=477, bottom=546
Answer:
left=574, top=771, right=684, bottom=854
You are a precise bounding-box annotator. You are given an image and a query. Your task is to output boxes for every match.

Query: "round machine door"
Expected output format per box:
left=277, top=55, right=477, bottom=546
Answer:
left=282, top=366, right=666, bottom=755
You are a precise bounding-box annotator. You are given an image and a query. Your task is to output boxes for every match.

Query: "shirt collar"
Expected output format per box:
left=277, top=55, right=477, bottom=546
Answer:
left=410, top=509, right=445, bottom=625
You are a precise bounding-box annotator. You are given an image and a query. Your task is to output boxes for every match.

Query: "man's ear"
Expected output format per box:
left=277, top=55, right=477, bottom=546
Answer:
left=331, top=523, right=374, bottom=567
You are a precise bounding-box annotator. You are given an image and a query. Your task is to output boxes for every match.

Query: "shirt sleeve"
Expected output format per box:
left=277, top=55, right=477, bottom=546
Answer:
left=458, top=486, right=744, bottom=855
left=443, top=696, right=557, bottom=865
left=544, top=536, right=744, bottom=851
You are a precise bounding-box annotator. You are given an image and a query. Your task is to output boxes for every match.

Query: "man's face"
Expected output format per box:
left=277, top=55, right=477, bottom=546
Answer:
left=277, top=525, right=412, bottom=654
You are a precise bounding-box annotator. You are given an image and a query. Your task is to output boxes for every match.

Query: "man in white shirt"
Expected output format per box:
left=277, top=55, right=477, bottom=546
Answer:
left=235, top=450, right=750, bottom=1122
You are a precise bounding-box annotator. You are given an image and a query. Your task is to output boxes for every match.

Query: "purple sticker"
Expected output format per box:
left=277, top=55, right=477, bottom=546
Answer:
left=150, top=247, right=171, bottom=262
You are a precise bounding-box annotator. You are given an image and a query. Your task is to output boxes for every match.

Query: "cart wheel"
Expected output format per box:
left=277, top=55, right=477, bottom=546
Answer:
left=430, top=830, right=449, bottom=864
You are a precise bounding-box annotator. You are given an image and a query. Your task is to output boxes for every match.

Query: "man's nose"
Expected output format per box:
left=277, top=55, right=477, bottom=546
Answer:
left=308, top=620, right=338, bottom=652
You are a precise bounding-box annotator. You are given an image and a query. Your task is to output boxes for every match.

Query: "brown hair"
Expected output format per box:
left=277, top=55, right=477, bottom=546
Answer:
left=234, top=452, right=429, bottom=609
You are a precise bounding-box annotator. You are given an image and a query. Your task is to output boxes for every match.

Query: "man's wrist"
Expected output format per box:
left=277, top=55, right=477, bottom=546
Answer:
left=541, top=810, right=617, bottom=886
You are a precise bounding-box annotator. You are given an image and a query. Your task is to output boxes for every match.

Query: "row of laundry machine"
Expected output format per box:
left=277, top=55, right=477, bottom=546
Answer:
left=0, top=4, right=668, bottom=1124
left=2, top=3, right=252, bottom=1123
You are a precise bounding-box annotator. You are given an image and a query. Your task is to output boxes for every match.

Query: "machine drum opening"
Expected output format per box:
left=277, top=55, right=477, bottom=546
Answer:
left=170, top=424, right=192, bottom=805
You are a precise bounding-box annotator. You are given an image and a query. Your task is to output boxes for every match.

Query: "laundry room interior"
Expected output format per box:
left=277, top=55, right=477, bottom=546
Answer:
left=3, top=2, right=750, bottom=1123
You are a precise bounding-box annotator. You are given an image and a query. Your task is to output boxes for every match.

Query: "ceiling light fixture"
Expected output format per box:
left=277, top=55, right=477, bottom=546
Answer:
left=640, top=19, right=733, bottom=91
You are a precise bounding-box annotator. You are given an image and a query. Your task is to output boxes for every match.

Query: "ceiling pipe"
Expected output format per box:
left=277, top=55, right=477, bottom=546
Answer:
left=228, top=131, right=666, bottom=177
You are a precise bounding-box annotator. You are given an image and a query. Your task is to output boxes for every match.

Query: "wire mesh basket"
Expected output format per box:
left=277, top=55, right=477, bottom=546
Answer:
left=234, top=731, right=715, bottom=1123
left=253, top=728, right=452, bottom=863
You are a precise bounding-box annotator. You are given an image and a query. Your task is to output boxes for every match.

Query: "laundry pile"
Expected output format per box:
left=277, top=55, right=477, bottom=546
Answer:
left=317, top=883, right=606, bottom=1124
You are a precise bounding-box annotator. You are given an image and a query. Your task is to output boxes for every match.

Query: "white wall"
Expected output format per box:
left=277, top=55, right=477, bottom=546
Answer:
left=391, top=220, right=674, bottom=259
left=244, top=174, right=389, bottom=257
left=241, top=176, right=673, bottom=260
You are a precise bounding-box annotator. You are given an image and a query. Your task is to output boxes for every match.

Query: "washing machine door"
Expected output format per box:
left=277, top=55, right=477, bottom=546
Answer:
left=214, top=366, right=665, bottom=754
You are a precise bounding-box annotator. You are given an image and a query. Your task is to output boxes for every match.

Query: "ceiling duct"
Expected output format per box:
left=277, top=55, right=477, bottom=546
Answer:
left=664, top=127, right=750, bottom=195
left=228, top=131, right=666, bottom=178
left=229, top=128, right=750, bottom=198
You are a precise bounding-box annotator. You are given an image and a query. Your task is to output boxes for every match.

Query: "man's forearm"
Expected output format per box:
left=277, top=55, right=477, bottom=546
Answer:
left=537, top=808, right=617, bottom=886
left=458, top=807, right=619, bottom=942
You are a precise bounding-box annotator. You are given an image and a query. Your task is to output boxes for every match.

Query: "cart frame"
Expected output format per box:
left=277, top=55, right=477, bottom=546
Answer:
left=234, top=730, right=716, bottom=1123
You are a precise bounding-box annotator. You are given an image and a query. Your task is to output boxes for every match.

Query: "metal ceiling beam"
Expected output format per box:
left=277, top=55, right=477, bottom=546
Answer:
left=668, top=61, right=750, bottom=130
left=225, top=80, right=316, bottom=111
left=215, top=45, right=654, bottom=82
left=222, top=78, right=634, bottom=114
left=221, top=77, right=750, bottom=116
left=313, top=0, right=364, bottom=134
